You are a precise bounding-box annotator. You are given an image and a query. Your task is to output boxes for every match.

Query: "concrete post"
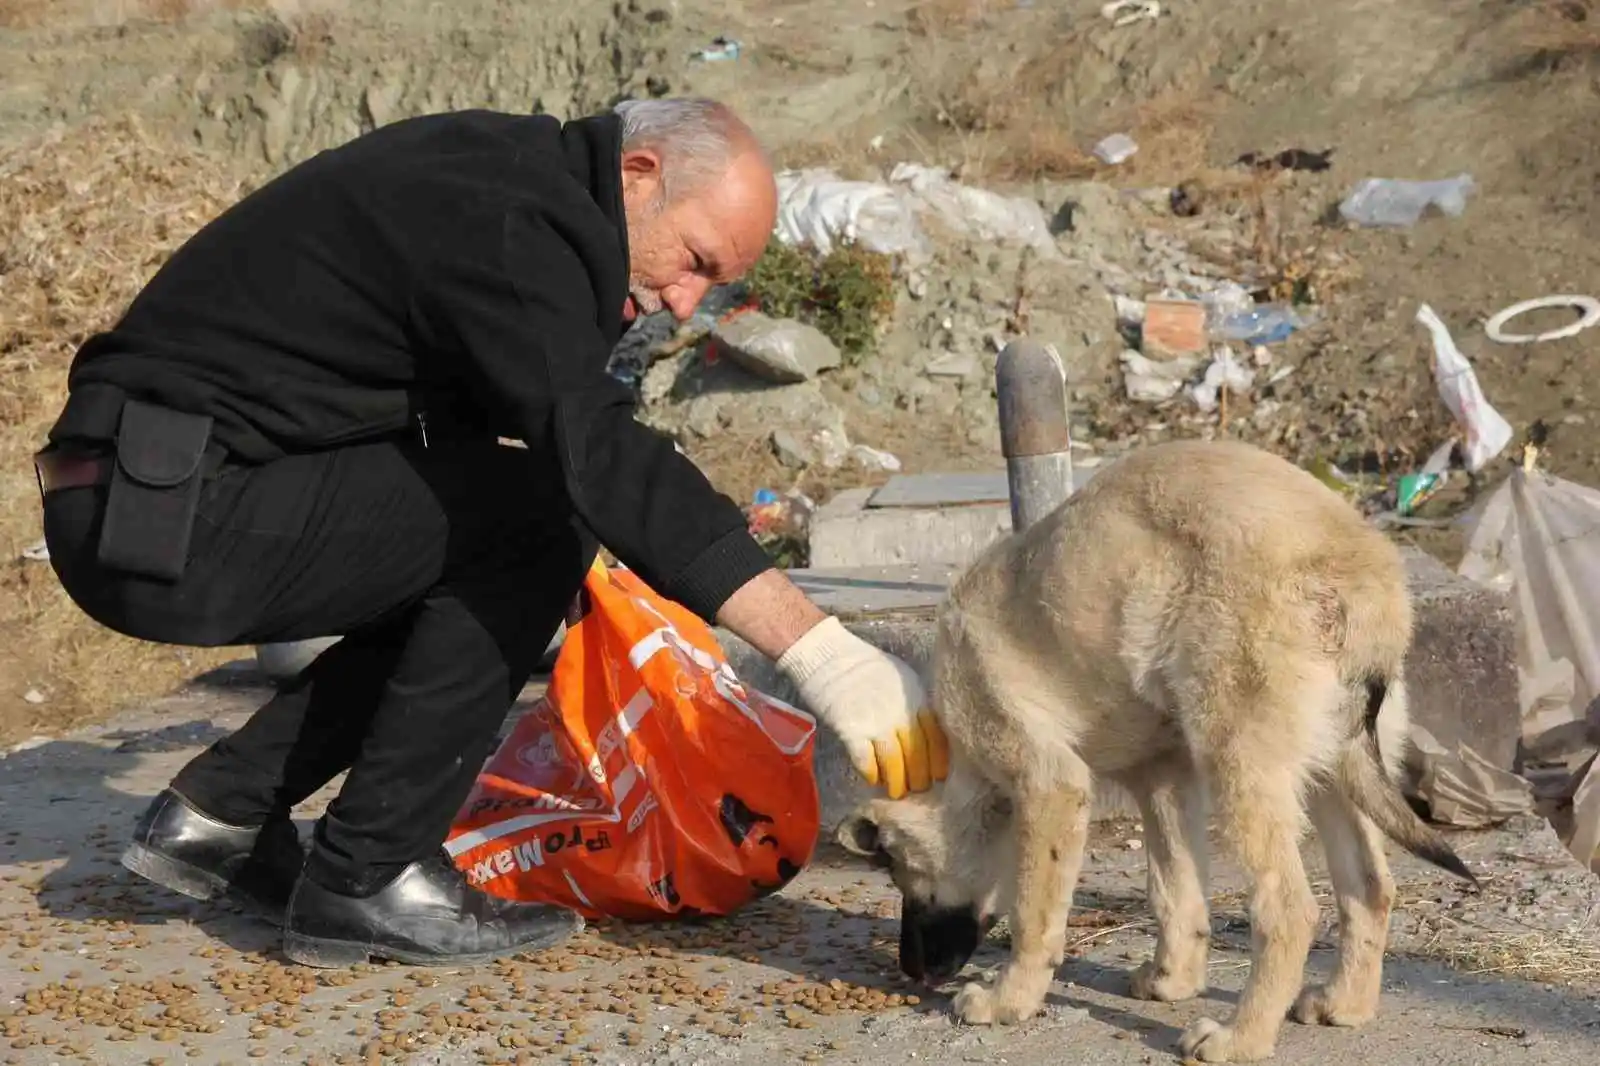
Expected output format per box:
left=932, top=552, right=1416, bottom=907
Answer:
left=996, top=339, right=1073, bottom=531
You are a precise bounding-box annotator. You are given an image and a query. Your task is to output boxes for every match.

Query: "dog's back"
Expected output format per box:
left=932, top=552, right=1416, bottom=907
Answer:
left=936, top=439, right=1412, bottom=777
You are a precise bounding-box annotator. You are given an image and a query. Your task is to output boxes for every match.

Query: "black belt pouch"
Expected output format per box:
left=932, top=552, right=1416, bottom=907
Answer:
left=95, top=400, right=215, bottom=582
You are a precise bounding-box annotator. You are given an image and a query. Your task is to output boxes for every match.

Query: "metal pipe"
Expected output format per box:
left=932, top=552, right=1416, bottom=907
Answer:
left=996, top=339, right=1073, bottom=533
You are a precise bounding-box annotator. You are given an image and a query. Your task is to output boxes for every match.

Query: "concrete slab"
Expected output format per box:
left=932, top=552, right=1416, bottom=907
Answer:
left=2, top=689, right=1596, bottom=1066
left=808, top=487, right=1014, bottom=571
left=787, top=565, right=958, bottom=620
left=867, top=471, right=1014, bottom=509
left=810, top=465, right=1102, bottom=570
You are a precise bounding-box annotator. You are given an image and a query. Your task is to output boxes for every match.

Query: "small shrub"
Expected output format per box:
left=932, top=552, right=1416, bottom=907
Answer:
left=744, top=240, right=897, bottom=363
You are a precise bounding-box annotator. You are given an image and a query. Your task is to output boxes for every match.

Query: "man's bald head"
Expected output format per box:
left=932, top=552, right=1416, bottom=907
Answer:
left=612, top=97, right=778, bottom=323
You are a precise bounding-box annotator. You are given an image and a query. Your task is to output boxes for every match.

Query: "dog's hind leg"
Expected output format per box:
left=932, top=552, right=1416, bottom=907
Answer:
left=1291, top=785, right=1395, bottom=1027
left=1122, top=753, right=1211, bottom=1003
left=952, top=758, right=1090, bottom=1026
left=1179, top=754, right=1320, bottom=1062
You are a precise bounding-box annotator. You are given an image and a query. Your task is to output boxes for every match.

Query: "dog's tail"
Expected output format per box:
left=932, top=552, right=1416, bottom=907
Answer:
left=1338, top=674, right=1479, bottom=887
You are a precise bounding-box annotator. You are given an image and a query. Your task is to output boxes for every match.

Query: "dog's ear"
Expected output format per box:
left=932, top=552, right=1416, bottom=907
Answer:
left=836, top=812, right=882, bottom=857
left=980, top=791, right=1014, bottom=833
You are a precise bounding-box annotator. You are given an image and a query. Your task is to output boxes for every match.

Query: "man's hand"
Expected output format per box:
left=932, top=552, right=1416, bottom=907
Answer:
left=715, top=569, right=950, bottom=799
left=775, top=617, right=950, bottom=798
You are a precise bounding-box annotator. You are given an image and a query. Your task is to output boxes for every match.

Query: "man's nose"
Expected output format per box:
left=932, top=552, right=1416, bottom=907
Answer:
left=664, top=277, right=712, bottom=321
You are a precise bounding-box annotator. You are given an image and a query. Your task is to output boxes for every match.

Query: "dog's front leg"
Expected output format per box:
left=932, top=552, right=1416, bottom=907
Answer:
left=954, top=782, right=1089, bottom=1026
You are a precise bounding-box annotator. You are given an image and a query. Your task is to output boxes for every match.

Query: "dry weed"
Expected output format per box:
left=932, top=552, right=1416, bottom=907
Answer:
left=0, top=0, right=339, bottom=39
left=0, top=116, right=256, bottom=745
left=1516, top=0, right=1600, bottom=58
left=899, top=6, right=1217, bottom=184
left=1414, top=914, right=1600, bottom=985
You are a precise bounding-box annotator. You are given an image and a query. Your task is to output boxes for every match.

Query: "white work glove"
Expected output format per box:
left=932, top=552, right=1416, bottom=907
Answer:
left=777, top=617, right=950, bottom=799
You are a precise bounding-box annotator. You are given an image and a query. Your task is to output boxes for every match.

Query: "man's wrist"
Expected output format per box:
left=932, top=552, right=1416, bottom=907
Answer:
left=714, top=568, right=829, bottom=662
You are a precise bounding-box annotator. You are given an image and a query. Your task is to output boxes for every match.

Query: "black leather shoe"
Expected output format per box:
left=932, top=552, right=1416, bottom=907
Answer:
left=282, top=853, right=584, bottom=968
left=119, top=789, right=306, bottom=916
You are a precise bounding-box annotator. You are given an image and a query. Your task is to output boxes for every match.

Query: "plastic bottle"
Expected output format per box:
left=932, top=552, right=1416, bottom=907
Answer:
left=1214, top=304, right=1308, bottom=345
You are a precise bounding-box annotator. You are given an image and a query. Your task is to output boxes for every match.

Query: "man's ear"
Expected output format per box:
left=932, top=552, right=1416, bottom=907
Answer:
left=835, top=812, right=881, bottom=857
left=620, top=147, right=664, bottom=180
left=619, top=147, right=666, bottom=212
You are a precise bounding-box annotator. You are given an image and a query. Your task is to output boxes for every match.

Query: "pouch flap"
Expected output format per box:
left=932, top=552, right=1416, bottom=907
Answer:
left=113, top=399, right=215, bottom=488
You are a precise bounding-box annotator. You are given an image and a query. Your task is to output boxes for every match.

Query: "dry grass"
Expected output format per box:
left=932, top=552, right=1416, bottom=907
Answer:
left=0, top=0, right=338, bottom=45
left=1060, top=878, right=1600, bottom=988
left=0, top=116, right=259, bottom=746
left=893, top=3, right=1221, bottom=185
left=1515, top=0, right=1600, bottom=58
left=1417, top=916, right=1600, bottom=984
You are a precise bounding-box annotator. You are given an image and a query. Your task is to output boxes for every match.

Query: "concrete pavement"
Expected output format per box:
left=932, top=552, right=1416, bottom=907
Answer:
left=3, top=672, right=1597, bottom=1065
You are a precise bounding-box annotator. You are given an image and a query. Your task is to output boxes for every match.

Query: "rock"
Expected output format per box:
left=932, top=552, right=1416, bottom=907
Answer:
left=924, top=352, right=979, bottom=379
left=772, top=425, right=851, bottom=470
left=1401, top=547, right=1521, bottom=776
left=638, top=352, right=683, bottom=409
left=850, top=444, right=902, bottom=472
left=678, top=378, right=847, bottom=440
left=713, top=312, right=841, bottom=384
left=1121, top=349, right=1200, bottom=403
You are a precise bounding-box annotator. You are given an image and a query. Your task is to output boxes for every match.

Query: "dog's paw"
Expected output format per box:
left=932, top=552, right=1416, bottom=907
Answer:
left=1179, top=1018, right=1275, bottom=1063
left=951, top=977, right=1044, bottom=1026
left=952, top=982, right=998, bottom=1025
left=1128, top=959, right=1205, bottom=1003
left=1291, top=984, right=1376, bottom=1028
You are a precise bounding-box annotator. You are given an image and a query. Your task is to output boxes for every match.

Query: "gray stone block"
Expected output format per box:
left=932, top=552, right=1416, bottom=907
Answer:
left=719, top=548, right=1519, bottom=831
left=808, top=467, right=1102, bottom=570
left=1400, top=546, right=1521, bottom=776
left=808, top=487, right=1014, bottom=570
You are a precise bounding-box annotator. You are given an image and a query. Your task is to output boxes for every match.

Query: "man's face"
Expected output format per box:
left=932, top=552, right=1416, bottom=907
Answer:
left=619, top=146, right=777, bottom=323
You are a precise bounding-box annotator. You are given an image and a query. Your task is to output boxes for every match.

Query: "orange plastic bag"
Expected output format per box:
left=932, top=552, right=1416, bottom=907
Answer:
left=444, top=561, right=821, bottom=922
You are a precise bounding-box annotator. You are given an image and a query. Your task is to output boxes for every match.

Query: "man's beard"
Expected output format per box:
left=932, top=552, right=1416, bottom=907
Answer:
left=628, top=282, right=665, bottom=316
left=625, top=192, right=668, bottom=318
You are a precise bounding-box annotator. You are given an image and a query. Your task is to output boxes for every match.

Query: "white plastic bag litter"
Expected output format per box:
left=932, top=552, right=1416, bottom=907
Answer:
left=887, top=163, right=1059, bottom=255
left=772, top=165, right=1058, bottom=259
left=1187, top=347, right=1255, bottom=413
left=1339, top=174, right=1475, bottom=228
left=1119, top=349, right=1199, bottom=403
left=1458, top=462, right=1600, bottom=874
left=1416, top=303, right=1513, bottom=472
left=773, top=169, right=927, bottom=258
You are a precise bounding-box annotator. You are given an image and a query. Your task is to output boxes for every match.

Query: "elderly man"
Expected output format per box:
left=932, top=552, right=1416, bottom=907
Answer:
left=36, top=97, right=946, bottom=968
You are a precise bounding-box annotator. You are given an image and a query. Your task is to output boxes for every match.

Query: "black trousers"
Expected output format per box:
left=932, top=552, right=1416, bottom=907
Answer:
left=42, top=438, right=596, bottom=895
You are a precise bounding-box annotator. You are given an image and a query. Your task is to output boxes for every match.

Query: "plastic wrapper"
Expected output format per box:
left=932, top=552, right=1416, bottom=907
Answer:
left=446, top=561, right=822, bottom=920
left=1417, top=303, right=1512, bottom=472
left=1339, top=174, right=1475, bottom=228
left=772, top=165, right=1057, bottom=260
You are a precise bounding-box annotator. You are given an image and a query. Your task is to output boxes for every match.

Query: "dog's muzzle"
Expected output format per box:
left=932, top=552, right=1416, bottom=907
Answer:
left=899, top=899, right=992, bottom=984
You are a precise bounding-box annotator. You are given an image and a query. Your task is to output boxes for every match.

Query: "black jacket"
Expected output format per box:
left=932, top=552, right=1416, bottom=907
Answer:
left=51, top=110, right=774, bottom=622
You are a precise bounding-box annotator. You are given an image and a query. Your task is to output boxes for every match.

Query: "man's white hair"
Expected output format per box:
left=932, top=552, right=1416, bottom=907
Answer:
left=613, top=97, right=763, bottom=203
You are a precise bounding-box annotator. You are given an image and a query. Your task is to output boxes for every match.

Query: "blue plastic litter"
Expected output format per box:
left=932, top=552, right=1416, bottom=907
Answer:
left=1215, top=304, right=1307, bottom=345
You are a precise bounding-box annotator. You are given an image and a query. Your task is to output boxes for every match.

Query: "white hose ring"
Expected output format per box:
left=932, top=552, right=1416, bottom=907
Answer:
left=1484, top=295, right=1600, bottom=344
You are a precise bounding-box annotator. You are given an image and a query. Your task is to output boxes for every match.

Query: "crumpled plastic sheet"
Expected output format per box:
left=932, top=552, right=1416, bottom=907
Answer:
left=1458, top=464, right=1600, bottom=873
left=1405, top=723, right=1533, bottom=830
left=773, top=164, right=1058, bottom=260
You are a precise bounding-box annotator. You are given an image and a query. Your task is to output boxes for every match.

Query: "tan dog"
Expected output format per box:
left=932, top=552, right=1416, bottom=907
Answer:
left=836, top=439, right=1476, bottom=1062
